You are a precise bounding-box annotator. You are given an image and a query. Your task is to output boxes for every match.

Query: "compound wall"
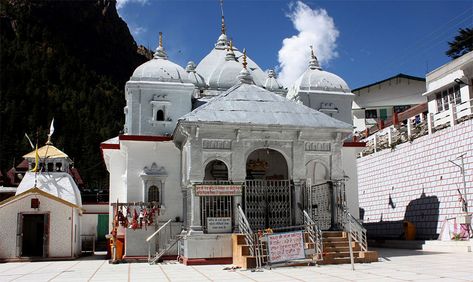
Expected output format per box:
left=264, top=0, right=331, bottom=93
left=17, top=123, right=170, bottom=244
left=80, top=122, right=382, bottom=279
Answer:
left=357, top=119, right=473, bottom=239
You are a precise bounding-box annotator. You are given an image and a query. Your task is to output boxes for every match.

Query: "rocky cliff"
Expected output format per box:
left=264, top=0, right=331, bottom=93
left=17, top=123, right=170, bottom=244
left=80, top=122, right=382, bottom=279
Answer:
left=0, top=0, right=149, bottom=188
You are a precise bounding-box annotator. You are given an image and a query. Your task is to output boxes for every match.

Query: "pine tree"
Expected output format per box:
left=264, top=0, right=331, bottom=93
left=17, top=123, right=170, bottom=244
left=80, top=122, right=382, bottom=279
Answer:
left=446, top=27, right=473, bottom=59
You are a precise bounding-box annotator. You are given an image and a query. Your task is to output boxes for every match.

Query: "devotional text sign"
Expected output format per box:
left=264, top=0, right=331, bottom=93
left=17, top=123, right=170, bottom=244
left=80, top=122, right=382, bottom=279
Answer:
left=207, top=217, right=232, bottom=233
left=194, top=184, right=242, bottom=196
left=267, top=231, right=306, bottom=263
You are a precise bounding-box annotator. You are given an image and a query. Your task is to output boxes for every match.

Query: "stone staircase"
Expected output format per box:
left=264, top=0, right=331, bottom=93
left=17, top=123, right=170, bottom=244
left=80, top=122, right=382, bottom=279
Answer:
left=232, top=231, right=378, bottom=269
left=232, top=234, right=267, bottom=269
left=317, top=231, right=378, bottom=265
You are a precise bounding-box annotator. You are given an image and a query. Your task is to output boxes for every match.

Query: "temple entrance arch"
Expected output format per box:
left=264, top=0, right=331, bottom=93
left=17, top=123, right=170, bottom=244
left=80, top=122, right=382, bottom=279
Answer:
left=245, top=148, right=288, bottom=180
left=305, top=160, right=331, bottom=230
left=201, top=160, right=233, bottom=233
left=204, top=160, right=229, bottom=181
left=244, top=148, right=293, bottom=230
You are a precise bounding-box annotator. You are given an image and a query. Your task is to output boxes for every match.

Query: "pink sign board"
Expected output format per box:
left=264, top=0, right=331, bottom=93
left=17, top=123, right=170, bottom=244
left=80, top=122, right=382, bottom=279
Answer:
left=194, top=185, right=242, bottom=196
left=267, top=231, right=306, bottom=263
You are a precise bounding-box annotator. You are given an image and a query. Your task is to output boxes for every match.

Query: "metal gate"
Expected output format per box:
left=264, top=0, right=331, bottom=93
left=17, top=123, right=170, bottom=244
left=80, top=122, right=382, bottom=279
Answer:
left=302, top=181, right=332, bottom=230
left=244, top=180, right=293, bottom=230
left=200, top=196, right=233, bottom=232
left=302, top=180, right=347, bottom=230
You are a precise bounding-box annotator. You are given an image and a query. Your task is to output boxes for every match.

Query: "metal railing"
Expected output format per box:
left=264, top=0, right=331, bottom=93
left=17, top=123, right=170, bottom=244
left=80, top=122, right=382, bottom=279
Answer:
left=237, top=204, right=255, bottom=256
left=303, top=210, right=323, bottom=261
left=146, top=219, right=172, bottom=263
left=342, top=210, right=367, bottom=252
left=237, top=204, right=266, bottom=269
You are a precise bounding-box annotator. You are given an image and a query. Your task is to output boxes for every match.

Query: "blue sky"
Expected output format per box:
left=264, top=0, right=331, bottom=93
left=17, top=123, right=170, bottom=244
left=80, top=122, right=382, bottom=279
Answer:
left=117, top=0, right=473, bottom=89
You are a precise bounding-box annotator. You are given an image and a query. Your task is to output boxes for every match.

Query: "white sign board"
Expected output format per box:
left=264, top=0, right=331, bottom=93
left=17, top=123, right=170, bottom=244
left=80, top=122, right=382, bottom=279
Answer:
left=195, top=185, right=242, bottom=196
left=207, top=217, right=232, bottom=233
left=267, top=231, right=305, bottom=263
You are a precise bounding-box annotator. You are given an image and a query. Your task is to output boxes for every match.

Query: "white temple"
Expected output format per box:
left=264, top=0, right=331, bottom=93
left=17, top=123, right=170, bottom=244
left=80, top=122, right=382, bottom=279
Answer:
left=101, top=12, right=365, bottom=265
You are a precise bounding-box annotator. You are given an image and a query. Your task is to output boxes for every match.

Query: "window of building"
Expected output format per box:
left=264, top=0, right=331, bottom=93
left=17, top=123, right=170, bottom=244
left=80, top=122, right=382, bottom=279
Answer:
left=435, top=85, right=462, bottom=112
left=454, top=85, right=461, bottom=104
left=365, top=109, right=377, bottom=119
left=148, top=185, right=160, bottom=203
left=393, top=105, right=411, bottom=113
left=156, top=109, right=165, bottom=121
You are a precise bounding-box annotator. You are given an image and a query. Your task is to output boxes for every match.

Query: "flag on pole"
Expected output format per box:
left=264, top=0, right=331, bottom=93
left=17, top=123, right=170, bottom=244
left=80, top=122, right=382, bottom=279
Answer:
left=46, top=118, right=54, bottom=144
left=31, top=144, right=40, bottom=172
left=24, top=133, right=34, bottom=149
left=49, top=118, right=54, bottom=137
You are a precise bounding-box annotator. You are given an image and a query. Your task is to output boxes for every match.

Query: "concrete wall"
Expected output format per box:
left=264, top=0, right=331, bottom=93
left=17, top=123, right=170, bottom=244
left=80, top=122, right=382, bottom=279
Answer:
left=357, top=119, right=473, bottom=239
left=122, top=140, right=182, bottom=222
left=0, top=192, right=80, bottom=259
left=125, top=82, right=194, bottom=136
left=342, top=147, right=361, bottom=218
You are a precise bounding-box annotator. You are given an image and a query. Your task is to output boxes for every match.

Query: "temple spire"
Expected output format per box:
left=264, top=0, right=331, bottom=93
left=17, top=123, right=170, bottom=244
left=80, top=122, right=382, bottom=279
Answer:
left=154, top=32, right=167, bottom=59
left=220, top=0, right=226, bottom=35
left=242, top=48, right=247, bottom=69
left=225, top=39, right=236, bottom=61
left=238, top=48, right=253, bottom=84
left=309, top=45, right=321, bottom=70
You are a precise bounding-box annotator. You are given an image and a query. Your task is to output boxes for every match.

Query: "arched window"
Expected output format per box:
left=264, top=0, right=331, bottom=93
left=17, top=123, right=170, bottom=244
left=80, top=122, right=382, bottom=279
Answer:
left=156, top=109, right=165, bottom=121
left=148, top=185, right=160, bottom=203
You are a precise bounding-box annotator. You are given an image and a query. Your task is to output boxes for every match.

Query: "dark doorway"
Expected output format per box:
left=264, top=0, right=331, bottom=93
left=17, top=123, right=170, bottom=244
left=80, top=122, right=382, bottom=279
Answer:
left=22, top=214, right=45, bottom=257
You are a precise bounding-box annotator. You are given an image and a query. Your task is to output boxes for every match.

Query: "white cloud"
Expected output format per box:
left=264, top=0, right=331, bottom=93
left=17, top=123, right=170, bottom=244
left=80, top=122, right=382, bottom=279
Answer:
left=116, top=0, right=149, bottom=10
left=130, top=25, right=147, bottom=37
left=278, top=1, right=339, bottom=87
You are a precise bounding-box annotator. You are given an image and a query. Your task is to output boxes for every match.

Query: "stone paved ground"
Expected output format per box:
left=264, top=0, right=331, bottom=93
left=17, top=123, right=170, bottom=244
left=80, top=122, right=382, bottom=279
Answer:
left=0, top=248, right=472, bottom=282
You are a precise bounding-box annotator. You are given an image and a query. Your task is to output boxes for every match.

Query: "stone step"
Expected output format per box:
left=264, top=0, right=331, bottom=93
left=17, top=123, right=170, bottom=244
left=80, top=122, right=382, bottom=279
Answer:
left=323, top=237, right=348, bottom=242
left=422, top=240, right=472, bottom=253
left=322, top=231, right=345, bottom=238
left=323, top=251, right=362, bottom=259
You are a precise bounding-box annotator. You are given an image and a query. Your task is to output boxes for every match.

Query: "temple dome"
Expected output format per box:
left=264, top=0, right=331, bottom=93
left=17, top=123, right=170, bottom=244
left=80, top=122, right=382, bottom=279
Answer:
left=287, top=50, right=350, bottom=98
left=130, top=35, right=190, bottom=84
left=195, top=36, right=266, bottom=88
left=263, top=70, right=285, bottom=95
left=186, top=61, right=206, bottom=89
left=207, top=45, right=244, bottom=89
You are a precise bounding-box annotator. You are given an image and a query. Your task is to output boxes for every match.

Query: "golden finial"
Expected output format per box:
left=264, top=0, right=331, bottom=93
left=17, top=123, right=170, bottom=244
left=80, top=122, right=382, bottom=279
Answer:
left=229, top=39, right=233, bottom=51
left=242, top=48, right=247, bottom=69
left=159, top=32, right=163, bottom=47
left=220, top=0, right=226, bottom=35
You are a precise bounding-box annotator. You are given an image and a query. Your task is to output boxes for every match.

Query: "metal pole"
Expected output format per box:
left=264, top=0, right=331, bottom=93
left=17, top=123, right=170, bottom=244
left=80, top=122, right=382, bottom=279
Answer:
left=449, top=154, right=468, bottom=213
left=460, top=155, right=468, bottom=213
left=348, top=223, right=355, bottom=271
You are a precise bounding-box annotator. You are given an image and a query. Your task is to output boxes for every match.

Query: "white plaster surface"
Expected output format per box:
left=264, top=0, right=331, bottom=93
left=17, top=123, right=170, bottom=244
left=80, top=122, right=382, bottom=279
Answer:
left=0, top=249, right=472, bottom=281
left=0, top=192, right=80, bottom=259
left=183, top=234, right=232, bottom=259
left=16, top=172, right=82, bottom=206
left=358, top=118, right=473, bottom=239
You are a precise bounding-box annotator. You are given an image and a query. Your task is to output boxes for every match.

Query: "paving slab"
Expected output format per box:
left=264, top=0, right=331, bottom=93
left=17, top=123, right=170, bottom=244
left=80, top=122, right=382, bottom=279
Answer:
left=0, top=248, right=472, bottom=281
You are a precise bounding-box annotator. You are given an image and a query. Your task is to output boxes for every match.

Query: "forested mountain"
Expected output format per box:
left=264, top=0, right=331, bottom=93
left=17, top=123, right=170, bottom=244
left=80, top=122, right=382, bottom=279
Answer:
left=0, top=0, right=149, bottom=188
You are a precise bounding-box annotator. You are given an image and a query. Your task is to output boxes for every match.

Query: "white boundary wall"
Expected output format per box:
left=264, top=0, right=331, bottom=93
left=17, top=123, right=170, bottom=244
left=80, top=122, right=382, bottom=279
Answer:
left=357, top=119, right=473, bottom=239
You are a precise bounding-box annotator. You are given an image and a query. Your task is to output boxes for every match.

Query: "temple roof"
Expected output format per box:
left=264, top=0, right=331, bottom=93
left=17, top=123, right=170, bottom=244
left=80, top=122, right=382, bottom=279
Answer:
left=23, top=144, right=69, bottom=160
left=178, top=76, right=352, bottom=130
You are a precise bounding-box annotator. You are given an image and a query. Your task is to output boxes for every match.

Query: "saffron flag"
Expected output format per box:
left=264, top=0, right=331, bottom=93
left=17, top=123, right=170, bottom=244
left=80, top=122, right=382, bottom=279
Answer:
left=31, top=144, right=40, bottom=172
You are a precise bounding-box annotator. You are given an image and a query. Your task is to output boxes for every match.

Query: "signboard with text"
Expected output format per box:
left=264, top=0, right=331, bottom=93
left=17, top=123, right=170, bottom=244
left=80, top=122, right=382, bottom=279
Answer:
left=267, top=231, right=306, bottom=263
left=207, top=217, right=232, bottom=233
left=195, top=185, right=242, bottom=196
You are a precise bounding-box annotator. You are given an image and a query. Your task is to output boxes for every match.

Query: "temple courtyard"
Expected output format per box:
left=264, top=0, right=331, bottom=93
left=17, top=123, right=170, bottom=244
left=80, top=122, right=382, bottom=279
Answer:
left=0, top=248, right=472, bottom=282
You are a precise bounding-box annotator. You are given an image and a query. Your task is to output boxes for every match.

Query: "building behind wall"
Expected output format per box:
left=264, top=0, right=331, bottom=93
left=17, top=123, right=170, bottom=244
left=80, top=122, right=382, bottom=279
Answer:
left=357, top=51, right=473, bottom=240
left=352, top=73, right=426, bottom=133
